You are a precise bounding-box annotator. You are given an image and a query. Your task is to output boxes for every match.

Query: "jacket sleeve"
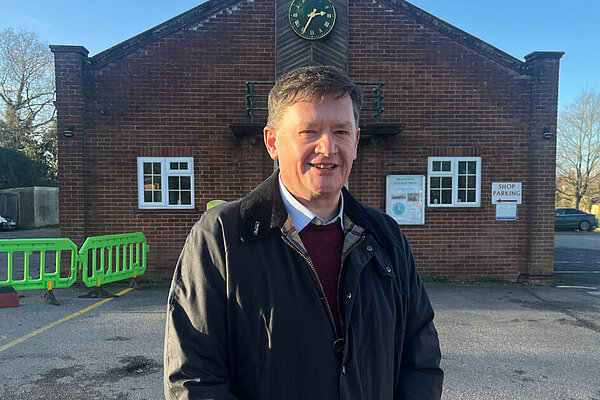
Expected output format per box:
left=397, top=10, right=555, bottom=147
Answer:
left=396, top=232, right=444, bottom=400
left=164, top=216, right=240, bottom=400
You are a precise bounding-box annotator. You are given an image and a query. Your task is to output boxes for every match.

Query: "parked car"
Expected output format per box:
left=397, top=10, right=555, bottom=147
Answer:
left=0, top=215, right=16, bottom=231
left=555, top=207, right=598, bottom=231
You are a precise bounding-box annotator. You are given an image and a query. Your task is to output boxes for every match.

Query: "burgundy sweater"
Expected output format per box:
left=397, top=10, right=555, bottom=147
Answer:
left=298, top=222, right=344, bottom=336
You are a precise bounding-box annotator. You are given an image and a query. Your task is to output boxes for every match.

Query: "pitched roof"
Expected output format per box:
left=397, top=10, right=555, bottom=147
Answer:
left=85, top=0, right=528, bottom=73
left=385, top=0, right=527, bottom=73
left=86, top=0, right=241, bottom=69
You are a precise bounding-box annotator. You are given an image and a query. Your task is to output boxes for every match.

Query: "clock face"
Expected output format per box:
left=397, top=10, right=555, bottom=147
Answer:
left=289, top=0, right=336, bottom=40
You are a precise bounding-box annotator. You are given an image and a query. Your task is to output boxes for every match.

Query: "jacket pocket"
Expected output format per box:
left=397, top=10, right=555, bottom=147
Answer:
left=374, top=251, right=396, bottom=278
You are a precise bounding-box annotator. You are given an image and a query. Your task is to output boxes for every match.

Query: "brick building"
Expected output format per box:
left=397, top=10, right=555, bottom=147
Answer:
left=51, top=0, right=563, bottom=281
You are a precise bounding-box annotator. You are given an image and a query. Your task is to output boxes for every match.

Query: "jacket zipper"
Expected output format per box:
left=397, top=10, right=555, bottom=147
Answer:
left=281, top=235, right=340, bottom=339
left=336, top=235, right=365, bottom=336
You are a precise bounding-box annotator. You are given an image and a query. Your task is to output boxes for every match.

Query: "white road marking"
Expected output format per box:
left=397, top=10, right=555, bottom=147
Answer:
left=556, top=285, right=598, bottom=290
left=554, top=270, right=600, bottom=274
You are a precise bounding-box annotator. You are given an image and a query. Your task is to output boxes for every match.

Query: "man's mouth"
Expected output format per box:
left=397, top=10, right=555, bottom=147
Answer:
left=310, top=163, right=336, bottom=170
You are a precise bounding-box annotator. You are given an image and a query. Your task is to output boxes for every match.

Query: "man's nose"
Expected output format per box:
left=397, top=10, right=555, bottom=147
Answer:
left=315, top=132, right=337, bottom=156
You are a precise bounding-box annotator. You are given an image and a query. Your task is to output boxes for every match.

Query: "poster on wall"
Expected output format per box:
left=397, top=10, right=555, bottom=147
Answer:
left=386, top=175, right=425, bottom=225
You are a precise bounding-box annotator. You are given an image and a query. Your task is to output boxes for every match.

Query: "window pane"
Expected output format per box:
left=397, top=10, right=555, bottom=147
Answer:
left=181, top=177, right=191, bottom=190
left=458, top=190, right=465, bottom=202
left=170, top=162, right=178, bottom=170
left=468, top=161, right=476, bottom=174
left=441, top=161, right=451, bottom=171
left=458, top=176, right=466, bottom=189
left=168, top=176, right=179, bottom=190
left=441, top=190, right=452, bottom=204
left=169, top=191, right=178, bottom=205
left=468, top=176, right=476, bottom=188
left=458, top=161, right=466, bottom=174
left=153, top=177, right=161, bottom=189
left=144, top=176, right=152, bottom=186
left=433, top=161, right=441, bottom=171
left=143, top=163, right=152, bottom=174
left=442, top=177, right=452, bottom=188
left=144, top=191, right=152, bottom=202
left=431, top=177, right=440, bottom=188
left=430, top=190, right=440, bottom=204
left=180, top=162, right=188, bottom=170
left=467, top=190, right=476, bottom=202
left=153, top=191, right=161, bottom=202
left=181, top=191, right=191, bottom=205
left=152, top=162, right=161, bottom=174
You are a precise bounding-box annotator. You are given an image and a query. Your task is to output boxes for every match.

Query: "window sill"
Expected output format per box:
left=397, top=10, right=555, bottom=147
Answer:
left=427, top=205, right=483, bottom=210
left=135, top=208, right=200, bottom=214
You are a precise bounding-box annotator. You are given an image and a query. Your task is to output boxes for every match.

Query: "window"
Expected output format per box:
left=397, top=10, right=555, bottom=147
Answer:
left=137, top=157, right=194, bottom=209
left=565, top=209, right=584, bottom=215
left=427, top=157, right=481, bottom=207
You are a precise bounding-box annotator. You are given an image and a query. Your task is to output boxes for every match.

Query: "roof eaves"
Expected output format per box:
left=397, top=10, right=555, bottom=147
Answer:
left=85, top=0, right=241, bottom=69
left=387, top=0, right=528, bottom=75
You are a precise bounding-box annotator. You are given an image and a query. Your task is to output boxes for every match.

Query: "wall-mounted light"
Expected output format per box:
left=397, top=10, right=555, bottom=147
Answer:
left=63, top=127, right=73, bottom=137
left=543, top=127, right=553, bottom=140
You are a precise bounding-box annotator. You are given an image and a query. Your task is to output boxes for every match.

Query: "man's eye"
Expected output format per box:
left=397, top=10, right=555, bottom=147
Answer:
left=335, top=130, right=349, bottom=135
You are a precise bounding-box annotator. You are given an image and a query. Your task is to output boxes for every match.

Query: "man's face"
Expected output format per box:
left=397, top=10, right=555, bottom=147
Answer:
left=264, top=95, right=360, bottom=207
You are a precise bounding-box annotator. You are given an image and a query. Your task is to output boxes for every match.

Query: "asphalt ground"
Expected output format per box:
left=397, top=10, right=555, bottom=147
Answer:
left=1, top=229, right=599, bottom=399
left=0, top=282, right=599, bottom=399
left=554, top=231, right=600, bottom=289
left=0, top=282, right=168, bottom=400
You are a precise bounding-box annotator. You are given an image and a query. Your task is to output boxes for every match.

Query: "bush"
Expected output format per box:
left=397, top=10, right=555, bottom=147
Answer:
left=0, top=147, right=54, bottom=189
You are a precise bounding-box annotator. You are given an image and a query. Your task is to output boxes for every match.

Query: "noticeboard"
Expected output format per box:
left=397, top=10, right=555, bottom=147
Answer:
left=386, top=175, right=425, bottom=225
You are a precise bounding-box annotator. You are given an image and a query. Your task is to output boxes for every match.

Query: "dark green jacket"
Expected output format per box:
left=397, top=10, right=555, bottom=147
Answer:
left=164, top=171, right=443, bottom=400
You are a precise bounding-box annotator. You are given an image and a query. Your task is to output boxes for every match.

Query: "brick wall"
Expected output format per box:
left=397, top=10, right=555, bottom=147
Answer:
left=523, top=52, right=563, bottom=282
left=53, top=0, right=561, bottom=281
left=346, top=0, right=560, bottom=279
left=51, top=45, right=89, bottom=248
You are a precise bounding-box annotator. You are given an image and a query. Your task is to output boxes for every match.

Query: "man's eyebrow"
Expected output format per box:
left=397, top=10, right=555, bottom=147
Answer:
left=299, top=121, right=355, bottom=130
left=331, top=121, right=355, bottom=130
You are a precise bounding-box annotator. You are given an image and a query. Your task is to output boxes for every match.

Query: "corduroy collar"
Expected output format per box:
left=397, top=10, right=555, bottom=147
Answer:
left=239, top=170, right=384, bottom=247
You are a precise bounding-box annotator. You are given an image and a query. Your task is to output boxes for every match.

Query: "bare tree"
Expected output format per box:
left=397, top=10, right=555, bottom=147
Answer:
left=556, top=89, right=600, bottom=209
left=0, top=27, right=56, bottom=183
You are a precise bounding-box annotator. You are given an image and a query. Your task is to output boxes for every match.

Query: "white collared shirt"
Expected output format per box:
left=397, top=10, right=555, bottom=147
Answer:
left=278, top=174, right=344, bottom=233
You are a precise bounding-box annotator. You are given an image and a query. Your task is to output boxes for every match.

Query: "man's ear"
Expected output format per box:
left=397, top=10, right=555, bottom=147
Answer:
left=264, top=125, right=279, bottom=161
left=353, top=128, right=360, bottom=160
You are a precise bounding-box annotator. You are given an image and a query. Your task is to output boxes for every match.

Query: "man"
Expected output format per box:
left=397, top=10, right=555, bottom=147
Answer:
left=164, top=66, right=443, bottom=399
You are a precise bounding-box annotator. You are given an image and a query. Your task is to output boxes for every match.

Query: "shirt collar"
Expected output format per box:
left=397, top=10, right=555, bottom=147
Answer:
left=278, top=174, right=344, bottom=232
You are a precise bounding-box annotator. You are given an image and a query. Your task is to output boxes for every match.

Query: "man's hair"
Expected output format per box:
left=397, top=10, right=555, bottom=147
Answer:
left=267, top=66, right=363, bottom=128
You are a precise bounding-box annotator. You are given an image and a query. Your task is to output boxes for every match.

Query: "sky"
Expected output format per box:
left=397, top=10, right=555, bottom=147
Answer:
left=0, top=0, right=597, bottom=112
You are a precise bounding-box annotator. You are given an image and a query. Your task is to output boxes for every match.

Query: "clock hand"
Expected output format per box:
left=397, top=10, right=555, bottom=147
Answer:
left=301, top=9, right=326, bottom=34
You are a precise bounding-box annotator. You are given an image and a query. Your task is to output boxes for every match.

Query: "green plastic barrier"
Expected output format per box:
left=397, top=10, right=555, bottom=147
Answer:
left=79, top=232, right=148, bottom=288
left=0, top=238, right=78, bottom=291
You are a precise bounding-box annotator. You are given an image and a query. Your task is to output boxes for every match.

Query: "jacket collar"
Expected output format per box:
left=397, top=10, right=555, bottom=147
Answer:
left=240, top=170, right=384, bottom=247
left=239, top=170, right=288, bottom=242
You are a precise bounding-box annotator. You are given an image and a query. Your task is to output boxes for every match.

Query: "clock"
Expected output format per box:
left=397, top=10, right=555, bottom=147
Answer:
left=289, top=0, right=336, bottom=40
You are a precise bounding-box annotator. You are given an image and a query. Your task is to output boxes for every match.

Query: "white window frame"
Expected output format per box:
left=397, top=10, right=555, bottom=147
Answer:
left=137, top=157, right=194, bottom=209
left=427, top=157, right=481, bottom=207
